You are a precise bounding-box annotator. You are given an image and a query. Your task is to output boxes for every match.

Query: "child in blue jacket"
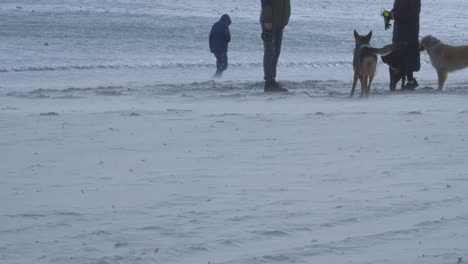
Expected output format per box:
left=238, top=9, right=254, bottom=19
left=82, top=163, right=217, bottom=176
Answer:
left=209, top=14, right=231, bottom=78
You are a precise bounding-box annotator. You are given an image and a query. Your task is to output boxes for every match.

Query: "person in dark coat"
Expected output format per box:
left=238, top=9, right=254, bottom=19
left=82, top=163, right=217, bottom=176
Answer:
left=209, top=14, right=231, bottom=78
left=261, top=0, right=291, bottom=92
left=383, top=0, right=421, bottom=90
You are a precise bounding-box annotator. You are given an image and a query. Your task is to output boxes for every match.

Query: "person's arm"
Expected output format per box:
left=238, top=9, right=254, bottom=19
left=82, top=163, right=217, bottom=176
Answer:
left=209, top=27, right=214, bottom=52
left=384, top=1, right=397, bottom=30
left=225, top=26, right=231, bottom=43
left=412, top=0, right=421, bottom=16
left=261, top=0, right=273, bottom=30
left=390, top=0, right=399, bottom=20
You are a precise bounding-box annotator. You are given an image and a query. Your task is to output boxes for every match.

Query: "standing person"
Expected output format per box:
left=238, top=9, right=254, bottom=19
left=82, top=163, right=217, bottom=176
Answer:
left=261, top=0, right=290, bottom=92
left=384, top=0, right=421, bottom=90
left=209, top=14, right=231, bottom=79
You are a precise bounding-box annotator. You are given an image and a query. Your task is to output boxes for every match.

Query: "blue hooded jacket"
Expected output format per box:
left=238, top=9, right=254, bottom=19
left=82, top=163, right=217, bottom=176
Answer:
left=261, top=0, right=272, bottom=8
left=209, top=14, right=231, bottom=53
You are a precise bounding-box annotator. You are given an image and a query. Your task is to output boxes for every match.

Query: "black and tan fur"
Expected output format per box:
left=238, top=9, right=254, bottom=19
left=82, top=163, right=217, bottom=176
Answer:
left=351, top=30, right=396, bottom=97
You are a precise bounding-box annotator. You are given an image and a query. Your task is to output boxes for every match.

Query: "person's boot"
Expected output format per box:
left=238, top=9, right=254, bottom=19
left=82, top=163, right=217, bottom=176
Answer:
left=213, top=72, right=222, bottom=79
left=404, top=79, right=419, bottom=91
left=264, top=81, right=288, bottom=92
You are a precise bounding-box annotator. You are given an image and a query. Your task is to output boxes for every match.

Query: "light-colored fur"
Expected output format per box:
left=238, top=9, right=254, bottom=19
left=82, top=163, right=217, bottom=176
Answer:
left=420, top=35, right=468, bottom=90
left=351, top=30, right=396, bottom=97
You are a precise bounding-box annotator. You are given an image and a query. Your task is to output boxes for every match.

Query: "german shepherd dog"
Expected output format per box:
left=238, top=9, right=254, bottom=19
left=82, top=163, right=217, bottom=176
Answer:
left=351, top=31, right=397, bottom=97
left=420, top=35, right=468, bottom=90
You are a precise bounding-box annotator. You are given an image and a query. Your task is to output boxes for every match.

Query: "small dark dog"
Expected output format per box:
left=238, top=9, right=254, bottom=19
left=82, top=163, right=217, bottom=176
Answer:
left=381, top=51, right=406, bottom=91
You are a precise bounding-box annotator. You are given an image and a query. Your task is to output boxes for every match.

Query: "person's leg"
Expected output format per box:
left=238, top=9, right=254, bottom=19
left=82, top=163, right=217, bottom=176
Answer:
left=263, top=27, right=275, bottom=85
left=405, top=72, right=419, bottom=90
left=400, top=41, right=419, bottom=90
left=262, top=25, right=287, bottom=92
left=221, top=53, right=228, bottom=72
left=213, top=53, right=222, bottom=78
left=272, top=28, right=283, bottom=81
left=214, top=53, right=223, bottom=78
left=409, top=42, right=420, bottom=90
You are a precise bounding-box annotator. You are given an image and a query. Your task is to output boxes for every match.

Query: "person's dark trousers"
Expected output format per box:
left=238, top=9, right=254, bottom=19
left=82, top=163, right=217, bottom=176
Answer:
left=214, top=52, right=228, bottom=78
left=263, top=26, right=283, bottom=84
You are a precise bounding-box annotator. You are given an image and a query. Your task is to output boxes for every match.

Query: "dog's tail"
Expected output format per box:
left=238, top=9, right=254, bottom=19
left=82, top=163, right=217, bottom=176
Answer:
left=367, top=44, right=398, bottom=56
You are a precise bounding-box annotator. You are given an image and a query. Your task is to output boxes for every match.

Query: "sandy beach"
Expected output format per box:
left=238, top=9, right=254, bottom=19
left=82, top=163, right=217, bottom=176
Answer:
left=2, top=84, right=468, bottom=263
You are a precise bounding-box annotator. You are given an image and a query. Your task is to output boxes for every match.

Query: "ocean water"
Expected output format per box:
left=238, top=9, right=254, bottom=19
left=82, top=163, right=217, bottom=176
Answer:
left=1, top=0, right=467, bottom=93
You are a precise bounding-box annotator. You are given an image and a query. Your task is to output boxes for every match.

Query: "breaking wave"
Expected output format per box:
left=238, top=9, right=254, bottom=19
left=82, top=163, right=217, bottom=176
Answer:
left=0, top=59, right=436, bottom=73
left=0, top=61, right=353, bottom=73
left=7, top=79, right=468, bottom=100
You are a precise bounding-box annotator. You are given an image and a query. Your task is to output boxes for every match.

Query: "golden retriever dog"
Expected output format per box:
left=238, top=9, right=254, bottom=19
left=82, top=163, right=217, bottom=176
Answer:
left=420, top=35, right=468, bottom=90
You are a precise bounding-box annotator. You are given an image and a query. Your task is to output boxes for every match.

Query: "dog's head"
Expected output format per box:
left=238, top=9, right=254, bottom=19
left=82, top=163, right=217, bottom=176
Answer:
left=420, top=35, right=440, bottom=51
left=354, top=30, right=372, bottom=48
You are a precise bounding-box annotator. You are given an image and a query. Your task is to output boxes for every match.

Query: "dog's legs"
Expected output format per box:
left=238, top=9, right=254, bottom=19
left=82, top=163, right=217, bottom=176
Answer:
left=389, top=68, right=403, bottom=92
left=363, top=77, right=369, bottom=97
left=437, top=70, right=447, bottom=90
left=360, top=76, right=368, bottom=97
left=350, top=72, right=358, bottom=97
left=389, top=68, right=396, bottom=91
left=359, top=76, right=364, bottom=97
left=367, top=74, right=375, bottom=96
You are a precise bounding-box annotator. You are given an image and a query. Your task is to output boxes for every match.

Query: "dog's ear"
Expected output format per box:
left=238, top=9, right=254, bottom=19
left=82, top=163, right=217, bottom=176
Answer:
left=419, top=36, right=429, bottom=51
left=366, top=31, right=373, bottom=41
left=354, top=30, right=359, bottom=39
left=419, top=38, right=427, bottom=51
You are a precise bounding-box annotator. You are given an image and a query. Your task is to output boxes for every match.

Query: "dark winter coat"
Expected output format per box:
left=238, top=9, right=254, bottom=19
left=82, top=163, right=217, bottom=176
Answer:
left=209, top=14, right=231, bottom=53
left=391, top=0, right=421, bottom=72
left=260, top=0, right=291, bottom=29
